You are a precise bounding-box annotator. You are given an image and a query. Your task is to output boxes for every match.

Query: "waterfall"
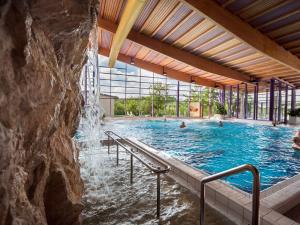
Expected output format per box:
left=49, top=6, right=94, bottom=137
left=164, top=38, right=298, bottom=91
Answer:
left=77, top=24, right=112, bottom=198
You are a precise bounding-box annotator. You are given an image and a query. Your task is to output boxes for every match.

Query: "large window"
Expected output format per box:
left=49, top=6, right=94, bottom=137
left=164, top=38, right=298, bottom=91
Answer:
left=81, top=55, right=299, bottom=120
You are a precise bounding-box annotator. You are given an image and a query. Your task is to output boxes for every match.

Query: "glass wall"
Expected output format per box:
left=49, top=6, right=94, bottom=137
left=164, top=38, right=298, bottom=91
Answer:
left=92, top=55, right=209, bottom=117
left=80, top=55, right=300, bottom=120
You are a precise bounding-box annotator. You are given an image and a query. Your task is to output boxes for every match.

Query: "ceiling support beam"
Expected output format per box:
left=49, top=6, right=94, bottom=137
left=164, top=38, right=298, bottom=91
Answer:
left=100, top=48, right=222, bottom=88
left=181, top=0, right=300, bottom=73
left=107, top=0, right=147, bottom=68
left=99, top=18, right=251, bottom=82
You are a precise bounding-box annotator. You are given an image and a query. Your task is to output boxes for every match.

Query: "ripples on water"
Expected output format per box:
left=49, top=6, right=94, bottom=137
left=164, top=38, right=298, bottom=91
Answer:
left=101, top=119, right=300, bottom=192
left=80, top=146, right=232, bottom=225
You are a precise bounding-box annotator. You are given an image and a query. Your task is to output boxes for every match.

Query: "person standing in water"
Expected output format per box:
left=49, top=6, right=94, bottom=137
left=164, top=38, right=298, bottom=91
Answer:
left=180, top=121, right=186, bottom=128
left=219, top=121, right=223, bottom=127
left=292, top=131, right=300, bottom=150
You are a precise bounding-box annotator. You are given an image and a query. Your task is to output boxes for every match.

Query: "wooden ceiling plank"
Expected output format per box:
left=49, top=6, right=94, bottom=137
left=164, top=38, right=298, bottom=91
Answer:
left=192, top=31, right=227, bottom=53
left=107, top=0, right=147, bottom=67
left=161, top=11, right=195, bottom=41
left=222, top=0, right=236, bottom=8
left=99, top=18, right=250, bottom=82
left=276, top=30, right=300, bottom=42
left=150, top=2, right=183, bottom=37
left=234, top=0, right=264, bottom=16
left=181, top=0, right=300, bottom=73
left=268, top=21, right=300, bottom=39
left=180, top=24, right=217, bottom=49
left=244, top=0, right=291, bottom=22
left=202, top=38, right=240, bottom=57
left=215, top=48, right=255, bottom=63
left=256, top=8, right=300, bottom=30
left=284, top=39, right=300, bottom=49
left=210, top=42, right=245, bottom=59
left=100, top=47, right=222, bottom=87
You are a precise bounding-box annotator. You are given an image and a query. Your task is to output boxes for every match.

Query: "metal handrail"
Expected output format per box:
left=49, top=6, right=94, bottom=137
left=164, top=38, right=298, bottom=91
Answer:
left=200, top=164, right=260, bottom=225
left=104, top=130, right=171, bottom=218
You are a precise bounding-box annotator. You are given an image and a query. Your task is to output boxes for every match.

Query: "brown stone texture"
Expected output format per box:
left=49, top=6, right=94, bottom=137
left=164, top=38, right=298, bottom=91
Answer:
left=0, top=0, right=97, bottom=224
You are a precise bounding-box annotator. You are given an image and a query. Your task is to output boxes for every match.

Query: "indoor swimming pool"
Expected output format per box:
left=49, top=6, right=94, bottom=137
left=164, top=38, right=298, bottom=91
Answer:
left=101, top=119, right=300, bottom=193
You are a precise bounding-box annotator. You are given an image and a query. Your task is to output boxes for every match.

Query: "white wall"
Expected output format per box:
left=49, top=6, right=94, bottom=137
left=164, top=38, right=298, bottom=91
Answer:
left=100, top=95, right=115, bottom=116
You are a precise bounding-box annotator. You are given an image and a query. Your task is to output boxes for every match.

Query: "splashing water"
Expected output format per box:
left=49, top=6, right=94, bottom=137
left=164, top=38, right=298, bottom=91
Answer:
left=78, top=24, right=112, bottom=197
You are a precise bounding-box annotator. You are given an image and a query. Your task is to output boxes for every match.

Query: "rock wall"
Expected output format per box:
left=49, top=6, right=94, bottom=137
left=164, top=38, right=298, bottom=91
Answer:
left=0, top=0, right=97, bottom=224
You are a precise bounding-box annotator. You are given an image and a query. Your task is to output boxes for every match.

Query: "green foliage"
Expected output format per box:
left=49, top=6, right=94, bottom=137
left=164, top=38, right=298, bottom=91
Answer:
left=114, top=99, right=125, bottom=115
left=215, top=102, right=227, bottom=115
left=113, top=83, right=227, bottom=117
left=288, top=108, right=300, bottom=117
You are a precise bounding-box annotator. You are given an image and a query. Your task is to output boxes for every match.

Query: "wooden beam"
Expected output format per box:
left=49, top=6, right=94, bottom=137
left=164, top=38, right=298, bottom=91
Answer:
left=181, top=0, right=300, bottom=73
left=108, top=0, right=147, bottom=68
left=99, top=18, right=251, bottom=82
left=100, top=48, right=222, bottom=88
left=258, top=76, right=295, bottom=88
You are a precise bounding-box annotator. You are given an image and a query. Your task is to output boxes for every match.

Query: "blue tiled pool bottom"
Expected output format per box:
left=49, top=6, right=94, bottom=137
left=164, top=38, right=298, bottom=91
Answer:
left=101, top=120, right=300, bottom=193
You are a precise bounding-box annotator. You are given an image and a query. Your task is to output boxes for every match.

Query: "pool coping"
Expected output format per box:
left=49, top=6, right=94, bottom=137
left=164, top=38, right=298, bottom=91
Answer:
left=125, top=137, right=300, bottom=225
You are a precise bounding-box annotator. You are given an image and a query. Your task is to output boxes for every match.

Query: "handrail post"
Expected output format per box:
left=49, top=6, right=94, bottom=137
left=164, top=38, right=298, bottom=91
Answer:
left=108, top=134, right=110, bottom=154
left=199, top=164, right=260, bottom=225
left=252, top=167, right=260, bottom=225
left=130, top=153, right=133, bottom=184
left=200, top=182, right=205, bottom=225
left=116, top=144, right=119, bottom=166
left=157, top=168, right=161, bottom=218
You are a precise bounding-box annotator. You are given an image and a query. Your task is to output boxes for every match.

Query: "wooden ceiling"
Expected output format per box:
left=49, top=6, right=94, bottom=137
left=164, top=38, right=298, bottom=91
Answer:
left=98, top=0, right=300, bottom=88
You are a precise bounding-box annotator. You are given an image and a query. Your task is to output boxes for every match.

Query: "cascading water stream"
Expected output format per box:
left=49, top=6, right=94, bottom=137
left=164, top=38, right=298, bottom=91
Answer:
left=77, top=24, right=112, bottom=197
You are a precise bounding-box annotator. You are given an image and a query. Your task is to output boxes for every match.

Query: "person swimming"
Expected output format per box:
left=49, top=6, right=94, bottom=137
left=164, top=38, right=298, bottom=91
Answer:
left=180, top=121, right=186, bottom=128
left=292, top=131, right=300, bottom=150
left=219, top=121, right=223, bottom=127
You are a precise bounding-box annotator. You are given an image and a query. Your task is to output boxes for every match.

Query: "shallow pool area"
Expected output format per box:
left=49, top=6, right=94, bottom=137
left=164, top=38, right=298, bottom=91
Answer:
left=100, top=119, right=300, bottom=193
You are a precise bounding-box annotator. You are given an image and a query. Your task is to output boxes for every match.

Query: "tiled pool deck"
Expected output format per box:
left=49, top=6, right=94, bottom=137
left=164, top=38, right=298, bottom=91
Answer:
left=123, top=138, right=300, bottom=225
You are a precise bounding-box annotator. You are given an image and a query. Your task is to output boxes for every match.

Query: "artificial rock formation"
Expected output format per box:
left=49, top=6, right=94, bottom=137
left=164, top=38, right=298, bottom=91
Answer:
left=0, top=0, right=97, bottom=224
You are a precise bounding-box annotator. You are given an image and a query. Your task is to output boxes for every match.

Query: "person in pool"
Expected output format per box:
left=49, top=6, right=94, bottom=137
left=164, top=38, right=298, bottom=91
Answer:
left=219, top=121, right=223, bottom=127
left=180, top=121, right=186, bottom=128
left=292, top=131, right=300, bottom=150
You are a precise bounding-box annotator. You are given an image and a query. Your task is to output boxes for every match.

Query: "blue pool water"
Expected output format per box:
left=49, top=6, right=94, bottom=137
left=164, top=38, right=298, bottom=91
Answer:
left=101, top=119, right=300, bottom=193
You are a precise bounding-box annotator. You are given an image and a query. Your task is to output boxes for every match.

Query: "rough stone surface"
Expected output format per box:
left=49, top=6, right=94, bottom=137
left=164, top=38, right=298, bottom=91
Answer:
left=0, top=0, right=97, bottom=224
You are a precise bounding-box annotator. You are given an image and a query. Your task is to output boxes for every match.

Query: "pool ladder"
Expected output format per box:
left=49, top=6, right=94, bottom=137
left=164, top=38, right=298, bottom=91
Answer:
left=103, top=131, right=260, bottom=225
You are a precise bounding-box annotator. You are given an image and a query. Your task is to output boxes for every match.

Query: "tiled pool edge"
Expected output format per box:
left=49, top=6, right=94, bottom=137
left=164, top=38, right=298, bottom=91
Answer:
left=126, top=138, right=300, bottom=225
left=261, top=173, right=300, bottom=214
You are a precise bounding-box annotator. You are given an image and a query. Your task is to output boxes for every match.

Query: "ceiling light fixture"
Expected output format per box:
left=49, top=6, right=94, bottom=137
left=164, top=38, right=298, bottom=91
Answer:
left=130, top=57, right=135, bottom=65
left=191, top=76, right=196, bottom=84
left=162, top=67, right=167, bottom=76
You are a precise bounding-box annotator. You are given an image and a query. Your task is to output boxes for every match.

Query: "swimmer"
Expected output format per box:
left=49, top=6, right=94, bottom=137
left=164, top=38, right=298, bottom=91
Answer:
left=292, top=131, right=300, bottom=150
left=180, top=121, right=186, bottom=128
left=219, top=121, right=223, bottom=127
